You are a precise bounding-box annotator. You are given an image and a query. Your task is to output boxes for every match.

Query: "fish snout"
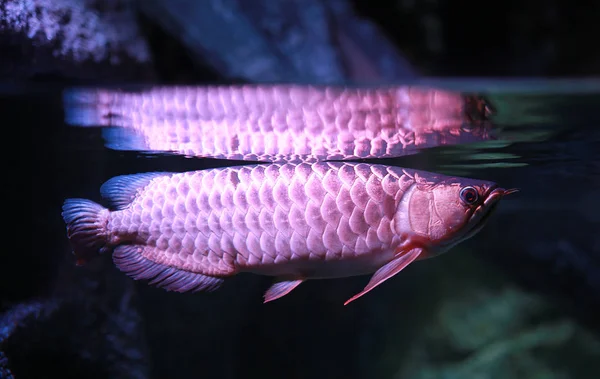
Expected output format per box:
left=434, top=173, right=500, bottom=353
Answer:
left=488, top=187, right=520, bottom=202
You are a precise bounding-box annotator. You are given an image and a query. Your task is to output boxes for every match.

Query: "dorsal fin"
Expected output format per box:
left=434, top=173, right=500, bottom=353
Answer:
left=102, top=127, right=149, bottom=152
left=100, top=172, right=172, bottom=210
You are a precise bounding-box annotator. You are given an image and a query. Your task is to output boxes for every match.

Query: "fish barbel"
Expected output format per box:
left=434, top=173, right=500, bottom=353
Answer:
left=61, top=162, right=516, bottom=304
left=63, top=85, right=494, bottom=161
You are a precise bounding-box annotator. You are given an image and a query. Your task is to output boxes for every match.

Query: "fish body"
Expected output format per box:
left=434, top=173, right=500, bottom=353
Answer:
left=62, top=162, right=513, bottom=304
left=63, top=85, right=494, bottom=161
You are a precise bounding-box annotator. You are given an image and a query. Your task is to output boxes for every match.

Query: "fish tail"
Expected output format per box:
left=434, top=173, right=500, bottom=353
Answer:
left=61, top=198, right=111, bottom=265
left=62, top=88, right=113, bottom=127
left=63, top=88, right=148, bottom=151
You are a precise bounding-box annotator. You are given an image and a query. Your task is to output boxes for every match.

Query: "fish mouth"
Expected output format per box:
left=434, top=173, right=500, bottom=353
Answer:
left=463, top=186, right=519, bottom=240
left=431, top=186, right=518, bottom=254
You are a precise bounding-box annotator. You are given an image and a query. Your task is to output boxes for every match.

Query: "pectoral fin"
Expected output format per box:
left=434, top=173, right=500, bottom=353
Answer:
left=264, top=278, right=304, bottom=303
left=344, top=248, right=423, bottom=305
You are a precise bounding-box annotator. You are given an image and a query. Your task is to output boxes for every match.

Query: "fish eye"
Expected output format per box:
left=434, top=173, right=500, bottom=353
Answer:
left=461, top=123, right=475, bottom=132
left=460, top=186, right=479, bottom=205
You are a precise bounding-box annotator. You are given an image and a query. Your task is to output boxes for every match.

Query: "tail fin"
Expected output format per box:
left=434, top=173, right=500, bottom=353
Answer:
left=63, top=88, right=151, bottom=151
left=63, top=88, right=115, bottom=127
left=61, top=199, right=111, bottom=265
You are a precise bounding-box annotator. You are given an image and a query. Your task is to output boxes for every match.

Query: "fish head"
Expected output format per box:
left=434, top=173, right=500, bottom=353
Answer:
left=458, top=95, right=496, bottom=140
left=409, top=94, right=496, bottom=145
left=463, top=95, right=495, bottom=124
left=397, top=172, right=517, bottom=258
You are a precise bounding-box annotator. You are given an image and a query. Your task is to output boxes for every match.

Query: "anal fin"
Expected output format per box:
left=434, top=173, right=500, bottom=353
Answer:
left=344, top=248, right=422, bottom=306
left=113, top=245, right=224, bottom=293
left=264, top=278, right=304, bottom=303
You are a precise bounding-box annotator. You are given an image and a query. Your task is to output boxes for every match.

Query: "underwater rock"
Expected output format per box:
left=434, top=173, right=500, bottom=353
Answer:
left=371, top=254, right=600, bottom=379
left=1, top=261, right=150, bottom=379
left=0, top=0, right=154, bottom=81
left=0, top=300, right=59, bottom=378
left=138, top=0, right=416, bottom=83
left=396, top=285, right=600, bottom=379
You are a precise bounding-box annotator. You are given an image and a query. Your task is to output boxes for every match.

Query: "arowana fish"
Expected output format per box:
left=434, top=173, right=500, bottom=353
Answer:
left=63, top=85, right=494, bottom=162
left=61, top=162, right=516, bottom=305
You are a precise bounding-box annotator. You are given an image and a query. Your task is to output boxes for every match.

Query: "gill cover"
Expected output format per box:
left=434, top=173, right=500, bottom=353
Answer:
left=408, top=188, right=467, bottom=242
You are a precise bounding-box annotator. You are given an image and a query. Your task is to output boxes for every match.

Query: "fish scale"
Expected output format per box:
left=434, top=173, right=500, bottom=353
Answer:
left=104, top=162, right=407, bottom=277
left=64, top=85, right=492, bottom=161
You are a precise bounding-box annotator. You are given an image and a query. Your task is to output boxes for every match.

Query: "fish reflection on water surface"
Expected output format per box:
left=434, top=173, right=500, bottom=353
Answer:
left=61, top=162, right=517, bottom=304
left=63, top=85, right=494, bottom=162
